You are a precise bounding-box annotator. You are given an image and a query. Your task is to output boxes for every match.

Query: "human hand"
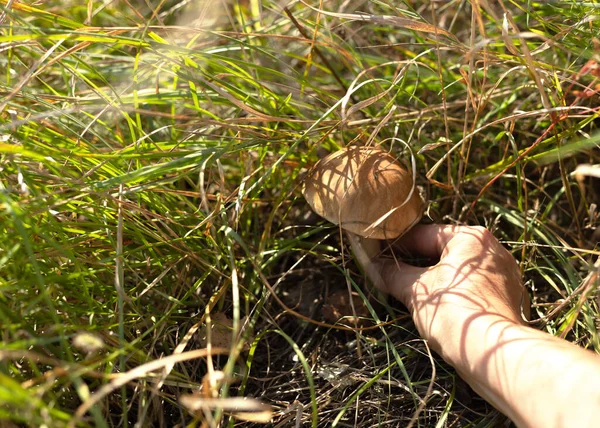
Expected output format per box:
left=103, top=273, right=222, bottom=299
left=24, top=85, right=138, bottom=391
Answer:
left=366, top=224, right=529, bottom=362
left=366, top=224, right=600, bottom=428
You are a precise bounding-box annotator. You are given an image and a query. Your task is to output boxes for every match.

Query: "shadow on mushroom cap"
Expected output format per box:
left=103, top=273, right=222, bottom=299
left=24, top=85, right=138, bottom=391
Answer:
left=302, top=146, right=424, bottom=240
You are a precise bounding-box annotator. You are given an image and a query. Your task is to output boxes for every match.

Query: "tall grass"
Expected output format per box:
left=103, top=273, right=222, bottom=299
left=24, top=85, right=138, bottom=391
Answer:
left=1, top=0, right=599, bottom=426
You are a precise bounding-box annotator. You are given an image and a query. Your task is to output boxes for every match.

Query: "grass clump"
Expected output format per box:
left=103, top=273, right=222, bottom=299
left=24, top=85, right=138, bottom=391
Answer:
left=0, top=0, right=599, bottom=426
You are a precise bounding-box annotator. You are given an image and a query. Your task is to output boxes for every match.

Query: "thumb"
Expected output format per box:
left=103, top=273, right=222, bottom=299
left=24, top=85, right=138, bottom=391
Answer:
left=365, top=257, right=427, bottom=310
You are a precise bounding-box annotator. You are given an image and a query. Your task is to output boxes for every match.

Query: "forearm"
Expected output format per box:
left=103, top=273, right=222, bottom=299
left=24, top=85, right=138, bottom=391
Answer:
left=443, top=313, right=600, bottom=428
left=374, top=224, right=600, bottom=426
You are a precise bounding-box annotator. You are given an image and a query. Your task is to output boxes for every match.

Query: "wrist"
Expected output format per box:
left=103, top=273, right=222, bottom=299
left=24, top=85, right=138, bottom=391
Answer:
left=427, top=308, right=522, bottom=368
left=442, top=312, right=527, bottom=381
left=435, top=313, right=529, bottom=423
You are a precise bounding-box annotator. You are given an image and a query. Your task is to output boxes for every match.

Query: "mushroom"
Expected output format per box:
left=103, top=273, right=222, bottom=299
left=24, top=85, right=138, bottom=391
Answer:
left=302, top=146, right=424, bottom=279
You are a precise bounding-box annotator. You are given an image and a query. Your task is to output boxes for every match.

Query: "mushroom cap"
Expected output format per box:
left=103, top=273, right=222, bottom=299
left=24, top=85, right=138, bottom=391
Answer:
left=302, top=146, right=424, bottom=239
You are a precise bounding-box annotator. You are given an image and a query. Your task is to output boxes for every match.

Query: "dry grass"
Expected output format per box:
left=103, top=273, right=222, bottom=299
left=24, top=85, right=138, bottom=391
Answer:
left=0, top=0, right=599, bottom=426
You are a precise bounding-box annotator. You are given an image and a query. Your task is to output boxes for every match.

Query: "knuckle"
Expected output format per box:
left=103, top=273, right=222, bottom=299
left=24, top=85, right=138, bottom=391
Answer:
left=469, top=225, right=490, bottom=236
left=462, top=225, right=495, bottom=243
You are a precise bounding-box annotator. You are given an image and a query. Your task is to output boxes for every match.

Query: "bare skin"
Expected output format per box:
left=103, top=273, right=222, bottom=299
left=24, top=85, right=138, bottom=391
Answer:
left=366, top=224, right=600, bottom=428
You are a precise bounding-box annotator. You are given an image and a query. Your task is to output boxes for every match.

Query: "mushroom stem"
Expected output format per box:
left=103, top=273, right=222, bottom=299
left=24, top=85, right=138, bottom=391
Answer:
left=346, top=233, right=383, bottom=288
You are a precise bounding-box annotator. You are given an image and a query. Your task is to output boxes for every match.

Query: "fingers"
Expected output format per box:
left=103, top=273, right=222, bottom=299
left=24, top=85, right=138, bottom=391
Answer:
left=394, top=224, right=483, bottom=259
left=365, top=257, right=427, bottom=309
left=370, top=224, right=496, bottom=308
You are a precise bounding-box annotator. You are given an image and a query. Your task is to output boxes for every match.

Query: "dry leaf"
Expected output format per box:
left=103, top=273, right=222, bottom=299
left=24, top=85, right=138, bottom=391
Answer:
left=418, top=139, right=452, bottom=154
left=574, top=164, right=600, bottom=180
left=72, top=332, right=105, bottom=354
left=322, top=290, right=372, bottom=327
left=180, top=394, right=273, bottom=423
left=198, top=312, right=253, bottom=351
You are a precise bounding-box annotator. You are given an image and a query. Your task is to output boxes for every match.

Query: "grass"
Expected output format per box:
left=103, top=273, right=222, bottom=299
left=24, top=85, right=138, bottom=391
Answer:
left=0, top=0, right=599, bottom=426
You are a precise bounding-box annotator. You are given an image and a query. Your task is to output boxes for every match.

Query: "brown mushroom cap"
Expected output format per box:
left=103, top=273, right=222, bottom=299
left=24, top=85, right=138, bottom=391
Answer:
left=303, top=146, right=424, bottom=240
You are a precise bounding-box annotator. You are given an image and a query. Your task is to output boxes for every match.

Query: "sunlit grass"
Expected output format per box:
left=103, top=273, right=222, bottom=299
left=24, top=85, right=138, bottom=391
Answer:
left=0, top=0, right=599, bottom=426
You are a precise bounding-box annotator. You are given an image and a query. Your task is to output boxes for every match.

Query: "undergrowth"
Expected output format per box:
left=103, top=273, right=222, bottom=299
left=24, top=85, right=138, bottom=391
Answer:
left=0, top=0, right=599, bottom=426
